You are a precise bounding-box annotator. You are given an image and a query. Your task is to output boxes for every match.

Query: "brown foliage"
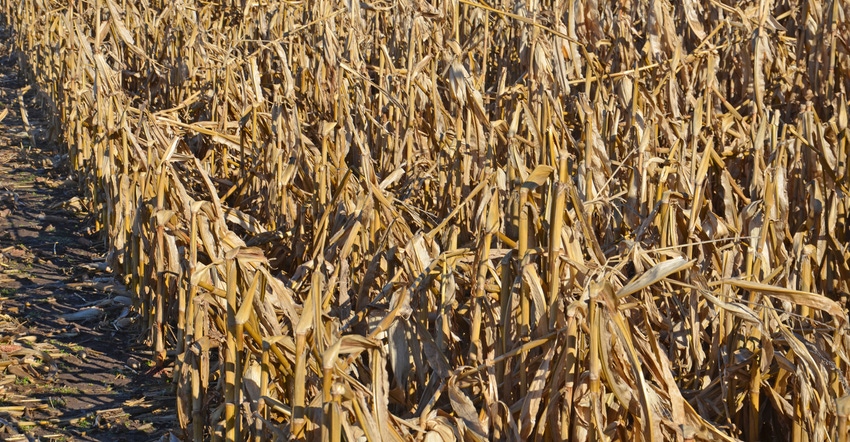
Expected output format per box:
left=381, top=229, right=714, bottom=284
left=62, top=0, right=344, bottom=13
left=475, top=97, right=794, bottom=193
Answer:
left=4, top=0, right=850, bottom=440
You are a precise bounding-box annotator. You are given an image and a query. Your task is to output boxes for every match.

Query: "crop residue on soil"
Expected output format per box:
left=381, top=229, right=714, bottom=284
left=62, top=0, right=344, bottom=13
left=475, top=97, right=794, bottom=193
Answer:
left=0, top=37, right=173, bottom=441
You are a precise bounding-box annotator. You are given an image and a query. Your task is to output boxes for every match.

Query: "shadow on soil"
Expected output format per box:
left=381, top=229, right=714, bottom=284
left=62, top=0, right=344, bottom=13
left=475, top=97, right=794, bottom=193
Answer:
left=0, top=26, right=175, bottom=442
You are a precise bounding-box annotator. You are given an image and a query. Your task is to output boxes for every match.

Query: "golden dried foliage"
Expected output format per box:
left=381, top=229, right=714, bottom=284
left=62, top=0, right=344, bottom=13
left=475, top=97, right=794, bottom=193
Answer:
left=4, top=0, right=850, bottom=440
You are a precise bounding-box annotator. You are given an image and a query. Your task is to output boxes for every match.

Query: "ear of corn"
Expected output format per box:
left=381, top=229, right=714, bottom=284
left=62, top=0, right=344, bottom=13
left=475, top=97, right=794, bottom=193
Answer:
left=5, top=0, right=850, bottom=440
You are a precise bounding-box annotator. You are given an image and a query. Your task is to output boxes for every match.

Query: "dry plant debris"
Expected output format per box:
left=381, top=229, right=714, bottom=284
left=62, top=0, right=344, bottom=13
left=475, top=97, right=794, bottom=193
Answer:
left=2, top=0, right=850, bottom=440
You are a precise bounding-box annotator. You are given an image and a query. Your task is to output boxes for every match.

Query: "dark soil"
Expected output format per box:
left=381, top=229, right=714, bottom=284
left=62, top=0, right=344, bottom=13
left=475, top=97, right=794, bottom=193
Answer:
left=0, top=30, right=174, bottom=442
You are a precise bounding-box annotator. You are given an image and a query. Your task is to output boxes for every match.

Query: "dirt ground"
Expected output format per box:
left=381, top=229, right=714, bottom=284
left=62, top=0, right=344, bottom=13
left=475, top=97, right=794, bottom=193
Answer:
left=0, top=32, right=175, bottom=441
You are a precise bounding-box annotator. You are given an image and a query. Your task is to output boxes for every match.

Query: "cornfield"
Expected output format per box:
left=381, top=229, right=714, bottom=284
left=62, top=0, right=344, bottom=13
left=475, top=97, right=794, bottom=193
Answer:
left=3, top=0, right=850, bottom=439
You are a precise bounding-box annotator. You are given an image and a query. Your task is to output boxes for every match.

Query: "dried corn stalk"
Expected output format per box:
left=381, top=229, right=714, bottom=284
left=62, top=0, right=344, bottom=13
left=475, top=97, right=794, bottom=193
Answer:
left=5, top=0, right=850, bottom=440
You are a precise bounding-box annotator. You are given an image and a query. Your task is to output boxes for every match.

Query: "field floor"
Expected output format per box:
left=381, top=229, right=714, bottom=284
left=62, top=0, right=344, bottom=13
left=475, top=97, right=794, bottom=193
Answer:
left=0, top=31, right=174, bottom=441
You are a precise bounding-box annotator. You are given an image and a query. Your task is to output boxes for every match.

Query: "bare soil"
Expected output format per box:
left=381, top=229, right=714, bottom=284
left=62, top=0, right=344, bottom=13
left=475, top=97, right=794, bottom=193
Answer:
left=0, top=33, right=174, bottom=441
